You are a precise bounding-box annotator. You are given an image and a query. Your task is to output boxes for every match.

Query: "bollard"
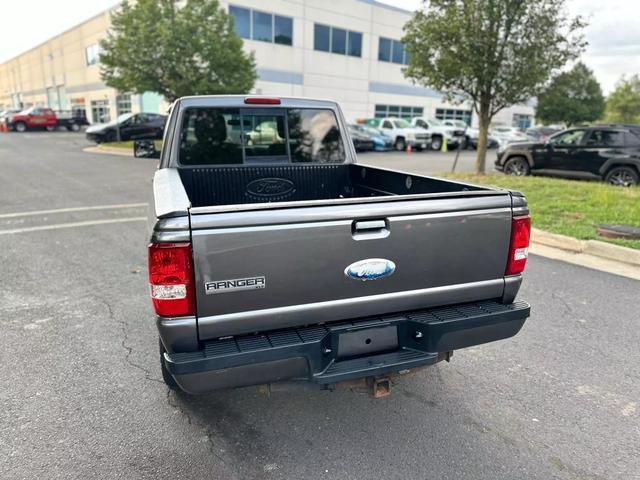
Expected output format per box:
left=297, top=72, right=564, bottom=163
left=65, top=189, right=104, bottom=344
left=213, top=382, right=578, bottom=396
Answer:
left=441, top=137, right=447, bottom=153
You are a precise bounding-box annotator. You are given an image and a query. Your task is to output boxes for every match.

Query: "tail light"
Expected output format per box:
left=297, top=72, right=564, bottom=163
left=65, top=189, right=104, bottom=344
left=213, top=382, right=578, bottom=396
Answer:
left=148, top=242, right=195, bottom=317
left=505, top=215, right=531, bottom=275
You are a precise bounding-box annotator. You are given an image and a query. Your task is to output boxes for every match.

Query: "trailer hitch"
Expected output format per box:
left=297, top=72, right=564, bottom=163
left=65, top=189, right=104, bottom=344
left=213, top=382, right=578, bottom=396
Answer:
left=366, top=376, right=391, bottom=398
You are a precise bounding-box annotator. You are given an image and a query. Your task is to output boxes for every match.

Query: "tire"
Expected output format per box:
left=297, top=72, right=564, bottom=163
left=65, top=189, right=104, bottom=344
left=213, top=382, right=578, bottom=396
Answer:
left=503, top=156, right=531, bottom=176
left=459, top=137, right=468, bottom=150
left=604, top=166, right=639, bottom=187
left=45, top=125, right=55, bottom=132
left=15, top=122, right=26, bottom=133
left=431, top=136, right=443, bottom=151
left=159, top=338, right=180, bottom=390
left=68, top=123, right=80, bottom=132
left=394, top=137, right=406, bottom=151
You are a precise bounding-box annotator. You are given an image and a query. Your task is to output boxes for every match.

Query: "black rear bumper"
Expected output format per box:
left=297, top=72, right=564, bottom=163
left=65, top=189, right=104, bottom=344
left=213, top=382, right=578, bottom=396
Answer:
left=164, top=300, right=530, bottom=394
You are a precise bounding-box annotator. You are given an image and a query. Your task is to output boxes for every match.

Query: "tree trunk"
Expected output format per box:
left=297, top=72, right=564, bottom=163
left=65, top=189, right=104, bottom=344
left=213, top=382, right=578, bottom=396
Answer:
left=475, top=102, right=491, bottom=174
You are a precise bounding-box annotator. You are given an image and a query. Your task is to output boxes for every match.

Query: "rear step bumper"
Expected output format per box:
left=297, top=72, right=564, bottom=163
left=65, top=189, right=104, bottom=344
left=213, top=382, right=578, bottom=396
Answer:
left=164, top=300, right=530, bottom=394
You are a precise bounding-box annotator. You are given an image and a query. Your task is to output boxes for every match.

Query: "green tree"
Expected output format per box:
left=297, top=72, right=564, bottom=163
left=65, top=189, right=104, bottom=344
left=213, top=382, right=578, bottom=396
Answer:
left=100, top=0, right=256, bottom=102
left=536, top=62, right=604, bottom=126
left=403, top=0, right=586, bottom=173
left=605, top=75, right=640, bottom=124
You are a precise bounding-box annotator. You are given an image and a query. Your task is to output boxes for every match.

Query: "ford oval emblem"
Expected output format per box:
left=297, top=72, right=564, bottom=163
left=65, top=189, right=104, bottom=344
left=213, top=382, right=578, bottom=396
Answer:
left=344, top=258, right=396, bottom=281
left=246, top=178, right=295, bottom=198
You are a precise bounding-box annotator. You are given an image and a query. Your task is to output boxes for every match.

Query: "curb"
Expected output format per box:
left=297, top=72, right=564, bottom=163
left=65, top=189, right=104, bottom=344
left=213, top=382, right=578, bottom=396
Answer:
left=83, top=146, right=133, bottom=157
left=531, top=228, right=640, bottom=267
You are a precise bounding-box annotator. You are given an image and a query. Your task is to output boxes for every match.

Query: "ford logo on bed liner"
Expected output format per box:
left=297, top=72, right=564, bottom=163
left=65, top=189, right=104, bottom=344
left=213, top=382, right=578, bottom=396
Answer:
left=344, top=259, right=396, bottom=281
left=246, top=178, right=295, bottom=198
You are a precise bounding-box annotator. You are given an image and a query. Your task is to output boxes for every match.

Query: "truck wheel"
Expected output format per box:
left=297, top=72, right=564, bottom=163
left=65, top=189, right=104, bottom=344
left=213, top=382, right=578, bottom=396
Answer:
left=503, top=156, right=531, bottom=176
left=159, top=338, right=180, bottom=390
left=605, top=166, right=639, bottom=187
left=394, top=138, right=406, bottom=151
left=46, top=125, right=56, bottom=132
left=69, top=123, right=80, bottom=132
left=15, top=122, right=27, bottom=132
left=431, top=136, right=443, bottom=151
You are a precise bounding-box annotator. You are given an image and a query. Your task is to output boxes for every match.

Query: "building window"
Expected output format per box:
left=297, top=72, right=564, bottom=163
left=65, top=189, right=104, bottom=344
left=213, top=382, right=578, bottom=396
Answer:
left=314, top=24, right=330, bottom=52
left=229, top=6, right=250, bottom=39
left=229, top=5, right=293, bottom=46
left=91, top=99, right=110, bottom=124
left=347, top=31, right=362, bottom=57
left=435, top=108, right=472, bottom=125
left=374, top=104, right=423, bottom=119
left=274, top=15, right=293, bottom=45
left=512, top=114, right=532, bottom=130
left=85, top=44, right=101, bottom=66
left=116, top=94, right=132, bottom=115
left=314, top=24, right=362, bottom=57
left=378, top=37, right=408, bottom=64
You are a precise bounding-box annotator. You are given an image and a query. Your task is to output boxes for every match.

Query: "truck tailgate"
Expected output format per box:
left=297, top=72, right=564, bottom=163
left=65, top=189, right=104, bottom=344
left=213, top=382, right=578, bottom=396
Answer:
left=191, top=194, right=513, bottom=339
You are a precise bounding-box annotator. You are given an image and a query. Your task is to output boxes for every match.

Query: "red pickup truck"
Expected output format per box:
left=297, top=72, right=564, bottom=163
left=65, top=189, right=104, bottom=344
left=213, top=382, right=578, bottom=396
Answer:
left=7, top=107, right=88, bottom=132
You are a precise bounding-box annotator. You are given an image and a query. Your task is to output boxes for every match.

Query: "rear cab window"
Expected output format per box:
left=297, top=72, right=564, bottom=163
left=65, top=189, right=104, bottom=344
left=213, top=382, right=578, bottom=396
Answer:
left=178, top=107, right=345, bottom=165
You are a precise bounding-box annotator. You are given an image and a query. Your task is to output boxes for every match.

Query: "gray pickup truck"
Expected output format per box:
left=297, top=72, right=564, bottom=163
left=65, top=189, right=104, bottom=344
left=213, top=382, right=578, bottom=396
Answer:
left=148, top=96, right=531, bottom=395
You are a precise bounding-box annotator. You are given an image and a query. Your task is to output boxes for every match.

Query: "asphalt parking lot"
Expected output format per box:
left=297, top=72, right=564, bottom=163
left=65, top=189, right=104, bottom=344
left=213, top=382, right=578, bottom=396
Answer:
left=1, top=132, right=638, bottom=480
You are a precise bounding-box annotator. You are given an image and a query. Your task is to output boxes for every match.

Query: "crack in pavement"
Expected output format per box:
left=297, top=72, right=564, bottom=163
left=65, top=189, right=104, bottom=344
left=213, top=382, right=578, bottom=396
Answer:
left=96, top=296, right=164, bottom=385
left=165, top=390, right=236, bottom=475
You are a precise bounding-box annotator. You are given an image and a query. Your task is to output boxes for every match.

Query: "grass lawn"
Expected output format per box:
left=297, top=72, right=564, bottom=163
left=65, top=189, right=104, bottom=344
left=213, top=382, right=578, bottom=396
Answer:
left=101, top=140, right=162, bottom=150
left=440, top=173, right=640, bottom=250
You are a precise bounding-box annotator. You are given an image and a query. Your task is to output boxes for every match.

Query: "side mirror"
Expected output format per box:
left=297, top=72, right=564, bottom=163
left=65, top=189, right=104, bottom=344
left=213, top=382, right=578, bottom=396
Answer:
left=133, top=139, right=160, bottom=159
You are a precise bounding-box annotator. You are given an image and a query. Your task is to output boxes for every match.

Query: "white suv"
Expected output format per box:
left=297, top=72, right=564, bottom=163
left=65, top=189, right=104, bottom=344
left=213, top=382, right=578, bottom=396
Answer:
left=367, top=117, right=431, bottom=151
left=410, top=117, right=466, bottom=150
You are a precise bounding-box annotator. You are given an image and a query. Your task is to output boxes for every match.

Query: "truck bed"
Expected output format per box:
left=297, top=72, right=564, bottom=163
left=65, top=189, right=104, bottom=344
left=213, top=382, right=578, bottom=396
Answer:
left=178, top=163, right=487, bottom=208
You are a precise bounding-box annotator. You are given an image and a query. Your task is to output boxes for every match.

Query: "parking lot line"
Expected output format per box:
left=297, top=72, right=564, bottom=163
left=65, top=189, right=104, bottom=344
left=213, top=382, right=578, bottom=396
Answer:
left=0, top=203, right=148, bottom=219
left=0, top=217, right=147, bottom=235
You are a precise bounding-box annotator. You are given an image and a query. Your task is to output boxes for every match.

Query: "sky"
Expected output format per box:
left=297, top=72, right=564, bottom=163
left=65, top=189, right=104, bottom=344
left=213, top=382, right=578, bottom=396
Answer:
left=0, top=0, right=638, bottom=94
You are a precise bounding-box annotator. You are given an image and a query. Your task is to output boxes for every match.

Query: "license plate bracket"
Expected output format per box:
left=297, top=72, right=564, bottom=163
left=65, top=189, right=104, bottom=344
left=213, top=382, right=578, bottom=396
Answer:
left=337, top=325, right=399, bottom=359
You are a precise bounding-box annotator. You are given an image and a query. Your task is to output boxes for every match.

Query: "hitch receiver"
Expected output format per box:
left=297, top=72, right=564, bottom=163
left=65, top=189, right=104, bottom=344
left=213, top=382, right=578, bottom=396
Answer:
left=367, top=376, right=391, bottom=398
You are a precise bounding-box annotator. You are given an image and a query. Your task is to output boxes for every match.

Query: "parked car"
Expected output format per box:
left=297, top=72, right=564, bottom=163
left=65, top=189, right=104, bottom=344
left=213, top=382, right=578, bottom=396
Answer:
left=525, top=126, right=562, bottom=143
left=365, top=117, right=430, bottom=151
left=410, top=117, right=465, bottom=150
left=6, top=107, right=87, bottom=132
left=150, top=95, right=531, bottom=395
left=441, top=119, right=498, bottom=149
left=495, top=124, right=640, bottom=186
left=85, top=112, right=166, bottom=143
left=490, top=126, right=529, bottom=147
left=350, top=124, right=393, bottom=151
left=348, top=125, right=375, bottom=152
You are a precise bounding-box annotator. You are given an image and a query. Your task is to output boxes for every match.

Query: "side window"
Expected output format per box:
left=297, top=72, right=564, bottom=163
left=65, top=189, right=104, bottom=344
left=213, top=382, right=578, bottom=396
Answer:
left=287, top=109, right=344, bottom=163
left=179, top=108, right=244, bottom=165
left=624, top=131, right=640, bottom=146
left=550, top=130, right=585, bottom=147
left=382, top=120, right=393, bottom=129
left=586, top=130, right=625, bottom=147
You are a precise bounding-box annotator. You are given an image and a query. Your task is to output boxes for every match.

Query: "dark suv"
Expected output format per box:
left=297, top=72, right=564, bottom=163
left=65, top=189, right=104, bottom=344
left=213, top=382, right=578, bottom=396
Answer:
left=495, top=125, right=640, bottom=186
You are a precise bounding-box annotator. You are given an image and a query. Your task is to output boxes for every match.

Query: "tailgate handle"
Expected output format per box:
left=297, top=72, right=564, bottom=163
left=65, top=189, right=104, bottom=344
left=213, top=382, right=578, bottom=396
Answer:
left=352, top=219, right=389, bottom=240
left=354, top=220, right=386, bottom=231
